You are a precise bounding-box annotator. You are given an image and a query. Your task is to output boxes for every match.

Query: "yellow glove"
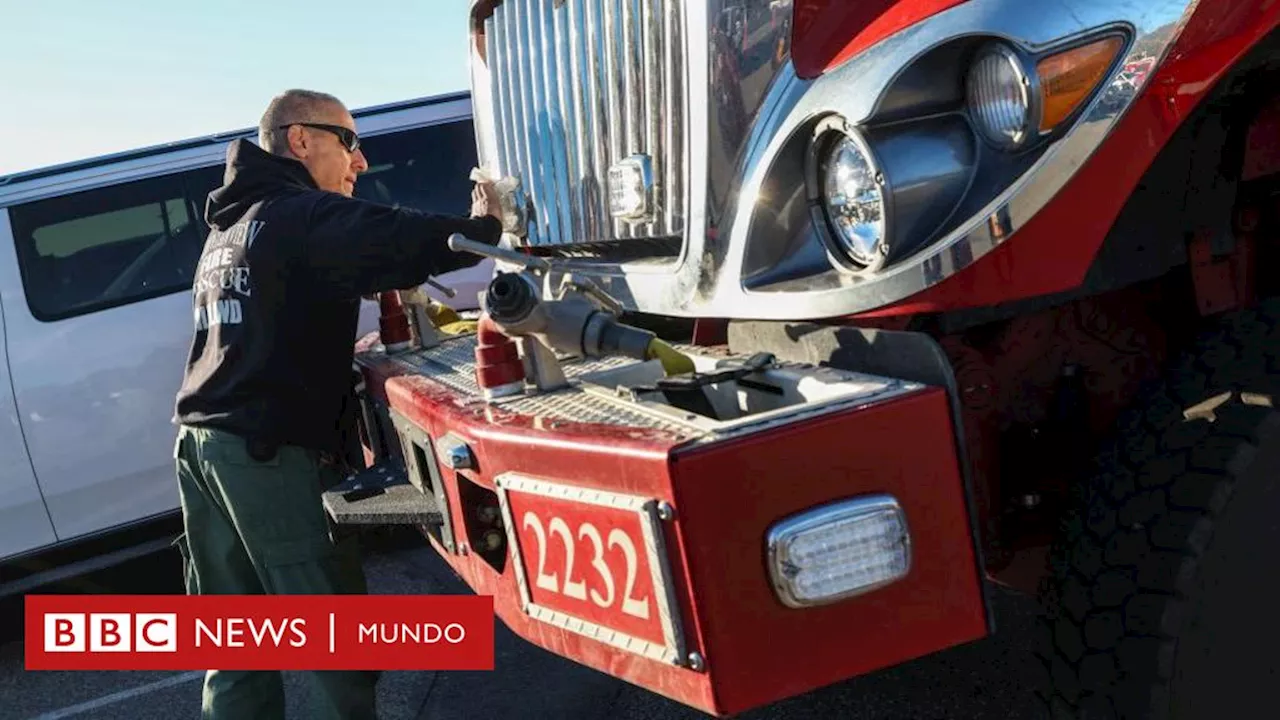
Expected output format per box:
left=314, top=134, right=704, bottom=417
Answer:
left=438, top=319, right=479, bottom=336
left=646, top=338, right=695, bottom=376
left=425, top=301, right=462, bottom=328
left=426, top=301, right=477, bottom=336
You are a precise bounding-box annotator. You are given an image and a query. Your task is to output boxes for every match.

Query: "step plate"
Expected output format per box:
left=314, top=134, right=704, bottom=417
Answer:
left=322, top=462, right=443, bottom=526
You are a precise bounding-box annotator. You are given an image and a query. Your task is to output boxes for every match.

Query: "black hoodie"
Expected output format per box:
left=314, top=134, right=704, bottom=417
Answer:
left=173, top=139, right=500, bottom=454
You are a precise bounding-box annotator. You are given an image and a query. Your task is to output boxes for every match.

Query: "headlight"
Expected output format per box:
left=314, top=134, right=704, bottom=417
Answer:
left=809, top=118, right=891, bottom=271
left=966, top=42, right=1040, bottom=150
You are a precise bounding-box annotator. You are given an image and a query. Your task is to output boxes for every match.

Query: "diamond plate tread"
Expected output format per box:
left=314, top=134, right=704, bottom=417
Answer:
left=368, top=334, right=916, bottom=438
left=320, top=462, right=443, bottom=526
left=498, top=389, right=693, bottom=434
left=376, top=335, right=695, bottom=433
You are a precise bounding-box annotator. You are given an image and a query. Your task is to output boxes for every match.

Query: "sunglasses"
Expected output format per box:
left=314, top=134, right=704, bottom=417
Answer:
left=279, top=122, right=361, bottom=152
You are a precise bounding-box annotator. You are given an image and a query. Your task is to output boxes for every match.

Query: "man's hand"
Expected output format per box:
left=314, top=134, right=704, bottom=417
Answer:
left=471, top=181, right=503, bottom=224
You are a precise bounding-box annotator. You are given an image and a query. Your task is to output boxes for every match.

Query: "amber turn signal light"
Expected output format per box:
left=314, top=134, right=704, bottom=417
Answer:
left=1036, top=36, right=1125, bottom=132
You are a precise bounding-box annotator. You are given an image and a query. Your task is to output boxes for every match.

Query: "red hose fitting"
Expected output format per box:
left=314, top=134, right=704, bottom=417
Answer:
left=378, top=291, right=413, bottom=352
left=474, top=314, right=525, bottom=399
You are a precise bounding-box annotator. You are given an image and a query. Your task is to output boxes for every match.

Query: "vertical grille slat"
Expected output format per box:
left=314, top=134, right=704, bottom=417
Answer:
left=527, top=0, right=565, bottom=244
left=582, top=0, right=610, bottom=241
left=512, top=1, right=546, bottom=244
left=487, top=15, right=515, bottom=190
left=621, top=0, right=643, bottom=156
left=642, top=0, right=663, bottom=238
left=662, top=0, right=683, bottom=235
left=603, top=0, right=626, bottom=239
left=565, top=0, right=593, bottom=240
left=621, top=0, right=642, bottom=240
left=552, top=0, right=584, bottom=243
left=483, top=0, right=685, bottom=248
left=538, top=0, right=574, bottom=244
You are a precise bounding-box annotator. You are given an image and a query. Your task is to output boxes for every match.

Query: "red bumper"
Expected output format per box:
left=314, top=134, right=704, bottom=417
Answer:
left=352, top=334, right=989, bottom=716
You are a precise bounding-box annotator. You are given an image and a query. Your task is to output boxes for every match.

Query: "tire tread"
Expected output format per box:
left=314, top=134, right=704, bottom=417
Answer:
left=1037, top=301, right=1280, bottom=718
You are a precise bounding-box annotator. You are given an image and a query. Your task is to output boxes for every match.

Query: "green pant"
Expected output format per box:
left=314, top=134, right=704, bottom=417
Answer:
left=173, top=424, right=377, bottom=720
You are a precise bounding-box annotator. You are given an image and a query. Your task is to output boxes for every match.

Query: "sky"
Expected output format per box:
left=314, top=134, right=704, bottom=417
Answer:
left=0, top=0, right=473, bottom=177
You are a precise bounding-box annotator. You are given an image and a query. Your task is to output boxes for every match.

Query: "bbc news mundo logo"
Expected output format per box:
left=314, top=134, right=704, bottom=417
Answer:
left=26, top=595, right=494, bottom=672
left=44, top=613, right=178, bottom=653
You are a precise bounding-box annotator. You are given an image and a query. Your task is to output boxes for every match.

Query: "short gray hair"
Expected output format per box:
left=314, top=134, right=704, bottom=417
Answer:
left=258, top=89, right=347, bottom=155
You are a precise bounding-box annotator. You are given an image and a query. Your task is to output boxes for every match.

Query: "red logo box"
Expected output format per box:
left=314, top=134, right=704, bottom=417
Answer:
left=26, top=594, right=494, bottom=671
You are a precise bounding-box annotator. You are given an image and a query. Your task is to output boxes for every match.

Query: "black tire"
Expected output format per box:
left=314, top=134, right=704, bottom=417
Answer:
left=1037, top=297, right=1280, bottom=719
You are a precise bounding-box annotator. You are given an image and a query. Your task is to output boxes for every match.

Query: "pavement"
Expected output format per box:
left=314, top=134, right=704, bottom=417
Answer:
left=0, top=531, right=1048, bottom=720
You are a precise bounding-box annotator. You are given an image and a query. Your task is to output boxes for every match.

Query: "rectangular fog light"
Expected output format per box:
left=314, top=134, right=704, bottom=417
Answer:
left=766, top=495, right=911, bottom=608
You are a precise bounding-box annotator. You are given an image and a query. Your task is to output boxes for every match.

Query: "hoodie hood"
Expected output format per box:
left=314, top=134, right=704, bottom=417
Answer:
left=205, top=139, right=319, bottom=230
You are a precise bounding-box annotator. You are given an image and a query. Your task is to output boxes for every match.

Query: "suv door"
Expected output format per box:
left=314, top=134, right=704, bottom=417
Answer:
left=0, top=166, right=221, bottom=541
left=0, top=239, right=56, bottom=559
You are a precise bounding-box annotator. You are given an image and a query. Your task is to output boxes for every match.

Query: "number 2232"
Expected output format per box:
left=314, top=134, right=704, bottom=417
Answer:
left=521, top=511, right=651, bottom=620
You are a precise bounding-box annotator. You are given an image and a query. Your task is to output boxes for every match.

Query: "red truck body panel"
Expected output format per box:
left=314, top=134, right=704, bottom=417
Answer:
left=791, top=0, right=968, bottom=79
left=669, top=388, right=988, bottom=713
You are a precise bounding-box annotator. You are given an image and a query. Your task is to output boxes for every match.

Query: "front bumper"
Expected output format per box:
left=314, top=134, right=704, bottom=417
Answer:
left=330, top=330, right=989, bottom=716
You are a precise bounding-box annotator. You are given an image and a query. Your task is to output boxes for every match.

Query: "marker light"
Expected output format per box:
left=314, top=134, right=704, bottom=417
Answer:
left=966, top=42, right=1037, bottom=150
left=1036, top=36, right=1126, bottom=132
left=766, top=495, right=911, bottom=608
left=968, top=35, right=1127, bottom=150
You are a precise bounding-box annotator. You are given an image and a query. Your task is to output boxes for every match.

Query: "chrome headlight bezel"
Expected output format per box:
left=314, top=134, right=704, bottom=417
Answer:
left=805, top=115, right=895, bottom=274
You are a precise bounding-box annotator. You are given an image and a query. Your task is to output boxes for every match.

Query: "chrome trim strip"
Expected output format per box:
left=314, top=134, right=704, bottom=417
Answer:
left=549, top=0, right=1200, bottom=318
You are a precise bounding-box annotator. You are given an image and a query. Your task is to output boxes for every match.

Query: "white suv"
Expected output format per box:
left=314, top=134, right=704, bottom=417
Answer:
left=0, top=92, right=491, bottom=595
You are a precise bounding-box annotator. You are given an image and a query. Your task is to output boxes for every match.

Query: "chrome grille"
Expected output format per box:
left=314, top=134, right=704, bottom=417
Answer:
left=484, top=0, right=686, bottom=246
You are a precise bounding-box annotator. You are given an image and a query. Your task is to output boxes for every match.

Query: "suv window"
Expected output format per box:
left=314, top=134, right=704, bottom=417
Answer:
left=10, top=169, right=221, bottom=321
left=9, top=119, right=475, bottom=322
left=353, top=120, right=478, bottom=216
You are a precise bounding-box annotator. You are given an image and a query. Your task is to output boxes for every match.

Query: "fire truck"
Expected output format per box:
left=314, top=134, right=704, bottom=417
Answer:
left=325, top=1, right=1280, bottom=718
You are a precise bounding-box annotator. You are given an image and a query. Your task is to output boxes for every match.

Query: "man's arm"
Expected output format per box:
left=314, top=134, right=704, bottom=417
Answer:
left=301, top=188, right=503, bottom=299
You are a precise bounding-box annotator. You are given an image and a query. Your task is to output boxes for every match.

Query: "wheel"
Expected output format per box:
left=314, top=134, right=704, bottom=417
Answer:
left=1037, top=298, right=1280, bottom=719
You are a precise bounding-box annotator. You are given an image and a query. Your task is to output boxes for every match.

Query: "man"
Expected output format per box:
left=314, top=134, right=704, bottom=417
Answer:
left=171, top=89, right=502, bottom=720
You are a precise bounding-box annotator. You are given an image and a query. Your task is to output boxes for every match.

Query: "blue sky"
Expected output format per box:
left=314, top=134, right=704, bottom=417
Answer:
left=0, top=0, right=473, bottom=176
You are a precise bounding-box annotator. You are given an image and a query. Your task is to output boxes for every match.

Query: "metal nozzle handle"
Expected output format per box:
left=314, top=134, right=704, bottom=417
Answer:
left=448, top=233, right=551, bottom=270
left=424, top=277, right=457, bottom=299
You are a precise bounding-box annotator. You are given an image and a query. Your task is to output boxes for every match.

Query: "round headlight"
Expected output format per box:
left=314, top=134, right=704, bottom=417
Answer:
left=811, top=122, right=889, bottom=270
left=966, top=42, right=1039, bottom=150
